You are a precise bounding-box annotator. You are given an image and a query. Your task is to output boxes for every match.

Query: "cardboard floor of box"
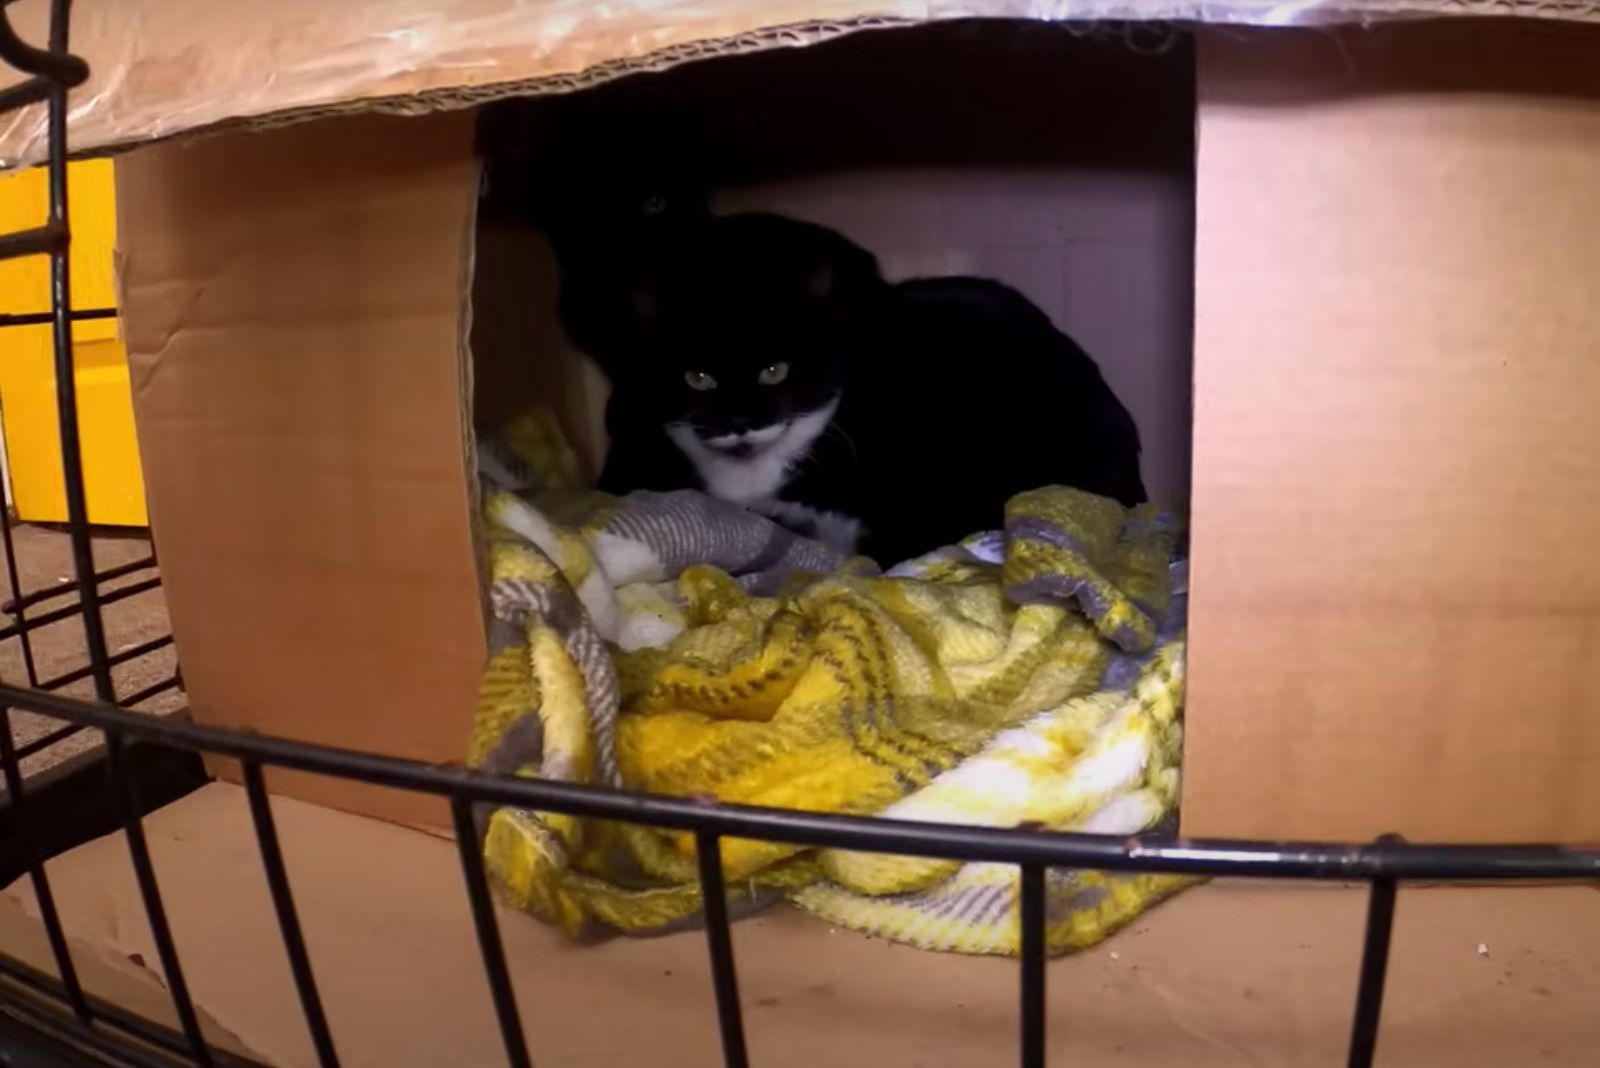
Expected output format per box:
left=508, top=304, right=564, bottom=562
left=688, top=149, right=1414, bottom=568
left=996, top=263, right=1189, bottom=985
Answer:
left=3, top=784, right=1597, bottom=1068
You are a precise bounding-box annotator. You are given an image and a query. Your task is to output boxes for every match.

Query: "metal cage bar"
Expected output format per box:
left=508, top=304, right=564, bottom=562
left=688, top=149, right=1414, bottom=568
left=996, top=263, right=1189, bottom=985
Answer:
left=0, top=505, right=43, bottom=689
left=0, top=574, right=163, bottom=642
left=695, top=830, right=750, bottom=1068
left=0, top=5, right=1597, bottom=1068
left=0, top=305, right=118, bottom=328
left=0, top=704, right=88, bottom=1023
left=1018, top=863, right=1047, bottom=1068
left=450, top=797, right=535, bottom=1068
left=7, top=682, right=1600, bottom=1068
left=0, top=0, right=97, bottom=1041
left=8, top=681, right=1600, bottom=884
left=0, top=2, right=206, bottom=1064
left=104, top=732, right=213, bottom=1066
left=242, top=762, right=342, bottom=1068
left=1346, top=876, right=1399, bottom=1068
left=3, top=552, right=155, bottom=615
left=0, top=949, right=265, bottom=1068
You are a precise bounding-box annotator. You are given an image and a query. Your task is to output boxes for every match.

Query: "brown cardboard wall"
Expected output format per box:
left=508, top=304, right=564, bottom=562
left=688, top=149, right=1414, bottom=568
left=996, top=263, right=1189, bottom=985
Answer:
left=1183, top=22, right=1600, bottom=842
left=116, top=112, right=485, bottom=830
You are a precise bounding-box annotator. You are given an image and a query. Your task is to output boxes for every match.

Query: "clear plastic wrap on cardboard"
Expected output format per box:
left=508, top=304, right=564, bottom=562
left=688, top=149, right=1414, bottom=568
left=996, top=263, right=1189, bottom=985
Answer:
left=1, top=0, right=1597, bottom=166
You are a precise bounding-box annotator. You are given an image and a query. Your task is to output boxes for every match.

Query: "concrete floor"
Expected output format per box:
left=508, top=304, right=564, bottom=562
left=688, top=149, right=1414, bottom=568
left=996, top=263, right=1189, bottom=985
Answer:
left=0, top=523, right=183, bottom=780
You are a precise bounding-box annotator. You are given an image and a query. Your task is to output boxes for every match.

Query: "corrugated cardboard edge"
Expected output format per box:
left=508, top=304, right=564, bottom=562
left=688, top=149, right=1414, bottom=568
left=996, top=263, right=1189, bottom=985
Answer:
left=458, top=171, right=495, bottom=643
left=4, top=0, right=1600, bottom=167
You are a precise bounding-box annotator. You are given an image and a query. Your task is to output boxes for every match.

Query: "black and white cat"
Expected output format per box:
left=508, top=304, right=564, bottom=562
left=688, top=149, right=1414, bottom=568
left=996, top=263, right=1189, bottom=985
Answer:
left=570, top=212, right=1147, bottom=565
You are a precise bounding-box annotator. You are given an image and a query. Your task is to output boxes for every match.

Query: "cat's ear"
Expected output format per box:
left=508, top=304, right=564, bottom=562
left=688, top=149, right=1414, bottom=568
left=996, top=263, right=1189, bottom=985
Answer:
left=808, top=239, right=887, bottom=323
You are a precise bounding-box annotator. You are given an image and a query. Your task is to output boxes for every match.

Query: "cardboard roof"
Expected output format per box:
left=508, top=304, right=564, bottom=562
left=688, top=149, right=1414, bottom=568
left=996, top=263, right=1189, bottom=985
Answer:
left=2, top=0, right=1600, bottom=166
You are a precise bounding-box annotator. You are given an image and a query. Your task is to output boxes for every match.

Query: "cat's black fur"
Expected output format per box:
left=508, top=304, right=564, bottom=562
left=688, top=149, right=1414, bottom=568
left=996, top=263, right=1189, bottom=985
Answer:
left=572, top=212, right=1147, bottom=565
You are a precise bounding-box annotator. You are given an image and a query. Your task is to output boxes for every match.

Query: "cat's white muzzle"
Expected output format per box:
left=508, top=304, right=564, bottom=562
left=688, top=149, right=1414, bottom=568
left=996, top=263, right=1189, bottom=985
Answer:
left=702, top=422, right=788, bottom=457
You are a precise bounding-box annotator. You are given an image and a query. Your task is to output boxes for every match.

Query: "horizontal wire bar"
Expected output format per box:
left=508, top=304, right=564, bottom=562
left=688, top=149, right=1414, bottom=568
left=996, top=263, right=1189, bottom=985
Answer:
left=0, top=4, right=87, bottom=87
left=0, top=981, right=191, bottom=1068
left=13, top=657, right=178, bottom=760
left=0, top=705, right=89, bottom=1023
left=0, top=306, right=117, bottom=328
left=4, top=629, right=173, bottom=760
left=117, top=672, right=182, bottom=708
left=0, top=72, right=51, bottom=112
left=35, top=634, right=174, bottom=693
left=12, top=719, right=83, bottom=760
left=0, top=953, right=267, bottom=1068
left=0, top=222, right=65, bottom=260
left=4, top=682, right=1597, bottom=882
left=0, top=575, right=162, bottom=640
left=3, top=553, right=156, bottom=614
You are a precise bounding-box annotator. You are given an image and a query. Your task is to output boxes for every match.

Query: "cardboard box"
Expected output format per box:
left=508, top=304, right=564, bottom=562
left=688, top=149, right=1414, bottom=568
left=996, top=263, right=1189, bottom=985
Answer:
left=99, top=15, right=1600, bottom=842
left=2, top=5, right=1600, bottom=1066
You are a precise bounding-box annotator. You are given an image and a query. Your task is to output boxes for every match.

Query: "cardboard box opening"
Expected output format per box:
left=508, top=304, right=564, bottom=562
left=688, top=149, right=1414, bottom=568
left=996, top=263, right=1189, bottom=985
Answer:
left=468, top=22, right=1196, bottom=504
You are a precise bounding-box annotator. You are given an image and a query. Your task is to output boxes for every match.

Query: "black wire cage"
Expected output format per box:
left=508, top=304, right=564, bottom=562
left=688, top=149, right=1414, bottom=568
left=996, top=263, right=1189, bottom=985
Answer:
left=0, top=4, right=1596, bottom=1068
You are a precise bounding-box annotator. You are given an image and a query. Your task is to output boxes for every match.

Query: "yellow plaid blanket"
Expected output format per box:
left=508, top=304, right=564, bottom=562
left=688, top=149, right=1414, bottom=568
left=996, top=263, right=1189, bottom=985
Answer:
left=470, top=411, right=1192, bottom=956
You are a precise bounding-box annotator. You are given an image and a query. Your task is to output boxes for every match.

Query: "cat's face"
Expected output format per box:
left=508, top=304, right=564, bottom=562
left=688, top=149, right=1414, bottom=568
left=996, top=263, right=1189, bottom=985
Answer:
left=642, top=287, right=847, bottom=453
left=621, top=216, right=881, bottom=457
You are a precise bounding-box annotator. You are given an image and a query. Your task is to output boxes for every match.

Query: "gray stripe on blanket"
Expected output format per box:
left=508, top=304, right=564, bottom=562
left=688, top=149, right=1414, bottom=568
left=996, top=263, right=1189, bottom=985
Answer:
left=604, top=490, right=850, bottom=592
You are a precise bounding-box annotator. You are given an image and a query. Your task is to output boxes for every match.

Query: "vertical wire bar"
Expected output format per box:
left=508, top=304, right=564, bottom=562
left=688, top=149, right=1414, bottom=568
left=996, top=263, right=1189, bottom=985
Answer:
left=1018, top=864, right=1047, bottom=1068
left=694, top=830, right=749, bottom=1068
left=242, top=762, right=341, bottom=1068
left=41, top=1, right=212, bottom=1061
left=44, top=0, right=114, bottom=707
left=0, top=704, right=89, bottom=1022
left=1345, top=877, right=1398, bottom=1068
left=449, top=797, right=533, bottom=1068
left=0, top=512, right=42, bottom=687
left=105, top=734, right=212, bottom=1066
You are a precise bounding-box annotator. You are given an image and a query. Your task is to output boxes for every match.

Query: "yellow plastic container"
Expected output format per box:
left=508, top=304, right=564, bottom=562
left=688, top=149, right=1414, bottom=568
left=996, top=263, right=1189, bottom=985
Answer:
left=0, top=158, right=147, bottom=526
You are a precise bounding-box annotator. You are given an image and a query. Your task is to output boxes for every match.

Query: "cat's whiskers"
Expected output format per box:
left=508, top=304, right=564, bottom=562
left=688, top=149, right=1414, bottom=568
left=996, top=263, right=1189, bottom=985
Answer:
left=823, top=421, right=861, bottom=467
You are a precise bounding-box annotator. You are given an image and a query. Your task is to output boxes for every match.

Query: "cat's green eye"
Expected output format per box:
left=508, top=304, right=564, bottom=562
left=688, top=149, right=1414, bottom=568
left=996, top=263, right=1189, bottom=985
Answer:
left=757, top=362, right=790, bottom=386
left=684, top=370, right=718, bottom=391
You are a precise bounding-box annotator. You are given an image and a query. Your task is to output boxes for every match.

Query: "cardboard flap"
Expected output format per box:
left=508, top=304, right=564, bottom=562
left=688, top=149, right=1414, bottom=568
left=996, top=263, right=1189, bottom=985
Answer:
left=115, top=111, right=483, bottom=830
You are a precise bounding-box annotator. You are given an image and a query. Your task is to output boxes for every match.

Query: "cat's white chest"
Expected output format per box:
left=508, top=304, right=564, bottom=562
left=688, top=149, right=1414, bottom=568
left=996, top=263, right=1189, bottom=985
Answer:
left=694, top=449, right=792, bottom=502
left=666, top=398, right=838, bottom=504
